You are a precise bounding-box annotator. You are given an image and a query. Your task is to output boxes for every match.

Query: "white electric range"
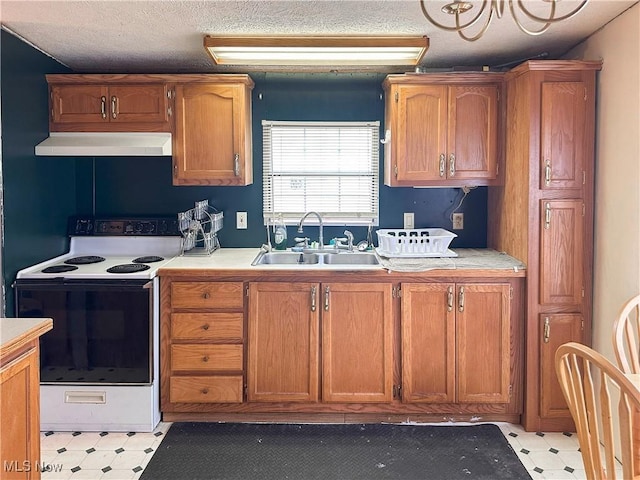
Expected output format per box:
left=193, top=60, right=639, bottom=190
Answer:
left=14, top=217, right=182, bottom=432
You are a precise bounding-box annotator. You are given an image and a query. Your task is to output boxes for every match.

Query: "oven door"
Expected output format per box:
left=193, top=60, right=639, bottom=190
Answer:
left=14, top=279, right=153, bottom=385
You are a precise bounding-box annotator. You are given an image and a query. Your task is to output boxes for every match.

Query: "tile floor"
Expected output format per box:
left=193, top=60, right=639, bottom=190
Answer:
left=38, top=422, right=603, bottom=479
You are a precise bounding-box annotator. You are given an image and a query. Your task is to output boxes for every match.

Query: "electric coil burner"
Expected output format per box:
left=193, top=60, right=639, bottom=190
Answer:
left=132, top=255, right=164, bottom=264
left=64, top=255, right=105, bottom=265
left=107, top=263, right=151, bottom=274
left=14, top=215, right=182, bottom=432
left=41, top=265, right=78, bottom=274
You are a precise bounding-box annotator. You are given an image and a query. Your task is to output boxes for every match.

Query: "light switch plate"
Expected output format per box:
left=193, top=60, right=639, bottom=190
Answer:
left=236, top=212, right=248, bottom=229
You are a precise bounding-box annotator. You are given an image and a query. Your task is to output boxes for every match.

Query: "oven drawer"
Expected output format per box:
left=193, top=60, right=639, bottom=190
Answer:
left=171, top=344, right=243, bottom=371
left=171, top=313, right=243, bottom=341
left=170, top=282, right=244, bottom=309
left=170, top=375, right=243, bottom=403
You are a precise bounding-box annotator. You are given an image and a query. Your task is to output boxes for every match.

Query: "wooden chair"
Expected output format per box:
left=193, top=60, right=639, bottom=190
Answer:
left=555, top=342, right=640, bottom=480
left=613, top=294, right=640, bottom=374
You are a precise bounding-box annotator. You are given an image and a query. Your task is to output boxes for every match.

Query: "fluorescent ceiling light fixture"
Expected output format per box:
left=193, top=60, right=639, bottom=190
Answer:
left=204, top=36, right=429, bottom=66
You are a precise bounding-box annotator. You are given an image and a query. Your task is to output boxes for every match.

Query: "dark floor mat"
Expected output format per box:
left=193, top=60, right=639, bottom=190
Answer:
left=141, top=422, right=531, bottom=480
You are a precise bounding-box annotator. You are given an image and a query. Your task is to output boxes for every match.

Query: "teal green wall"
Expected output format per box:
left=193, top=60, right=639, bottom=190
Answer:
left=1, top=30, right=76, bottom=315
left=1, top=31, right=488, bottom=314
left=93, top=73, right=487, bottom=248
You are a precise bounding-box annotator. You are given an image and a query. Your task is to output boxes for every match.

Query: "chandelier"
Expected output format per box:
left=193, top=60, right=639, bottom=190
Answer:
left=419, top=0, right=589, bottom=42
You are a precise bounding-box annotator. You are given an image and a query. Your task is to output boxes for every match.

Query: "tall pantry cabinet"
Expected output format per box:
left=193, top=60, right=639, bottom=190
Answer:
left=488, top=60, right=601, bottom=432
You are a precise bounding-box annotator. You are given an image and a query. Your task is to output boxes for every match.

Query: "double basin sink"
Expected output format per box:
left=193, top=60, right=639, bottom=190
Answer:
left=252, top=250, right=379, bottom=266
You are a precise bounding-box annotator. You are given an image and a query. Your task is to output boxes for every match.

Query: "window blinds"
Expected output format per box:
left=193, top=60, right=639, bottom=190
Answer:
left=262, top=120, right=380, bottom=226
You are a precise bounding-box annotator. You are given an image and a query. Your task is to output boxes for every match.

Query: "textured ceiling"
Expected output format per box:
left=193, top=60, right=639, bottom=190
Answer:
left=0, top=0, right=637, bottom=73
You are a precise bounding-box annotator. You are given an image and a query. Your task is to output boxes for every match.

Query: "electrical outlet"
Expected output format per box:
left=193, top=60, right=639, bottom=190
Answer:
left=452, top=213, right=464, bottom=230
left=236, top=212, right=248, bottom=229
left=403, top=212, right=414, bottom=229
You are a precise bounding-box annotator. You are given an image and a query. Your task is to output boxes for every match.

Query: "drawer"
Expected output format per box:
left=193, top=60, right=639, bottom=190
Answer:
left=171, top=344, right=243, bottom=372
left=170, top=375, right=243, bottom=403
left=171, top=313, right=243, bottom=341
left=171, top=282, right=244, bottom=309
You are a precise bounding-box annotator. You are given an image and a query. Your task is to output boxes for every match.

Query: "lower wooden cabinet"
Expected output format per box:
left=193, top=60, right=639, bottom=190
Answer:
left=0, top=319, right=52, bottom=480
left=247, top=282, right=394, bottom=403
left=160, top=273, right=523, bottom=422
left=401, top=283, right=511, bottom=404
left=161, top=281, right=245, bottom=411
left=539, top=314, right=583, bottom=419
left=247, top=282, right=320, bottom=402
left=0, top=345, right=40, bottom=480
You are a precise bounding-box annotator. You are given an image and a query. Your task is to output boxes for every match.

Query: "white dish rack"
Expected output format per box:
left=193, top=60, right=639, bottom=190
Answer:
left=376, top=228, right=457, bottom=258
left=177, top=200, right=223, bottom=256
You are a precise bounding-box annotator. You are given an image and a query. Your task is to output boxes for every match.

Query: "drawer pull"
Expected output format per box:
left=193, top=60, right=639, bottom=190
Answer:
left=202, top=324, right=210, bottom=331
left=202, top=292, right=211, bottom=299
left=201, top=388, right=209, bottom=395
left=202, top=356, right=209, bottom=362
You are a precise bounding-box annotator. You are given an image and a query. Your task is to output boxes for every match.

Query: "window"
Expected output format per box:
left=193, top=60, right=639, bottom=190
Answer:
left=262, top=120, right=379, bottom=226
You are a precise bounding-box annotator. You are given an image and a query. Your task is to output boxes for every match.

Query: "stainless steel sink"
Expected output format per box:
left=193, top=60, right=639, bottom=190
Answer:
left=321, top=253, right=379, bottom=265
left=251, top=250, right=379, bottom=266
left=252, top=252, right=320, bottom=265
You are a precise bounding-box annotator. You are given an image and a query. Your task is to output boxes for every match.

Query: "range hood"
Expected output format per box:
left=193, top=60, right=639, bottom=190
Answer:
left=35, top=132, right=172, bottom=156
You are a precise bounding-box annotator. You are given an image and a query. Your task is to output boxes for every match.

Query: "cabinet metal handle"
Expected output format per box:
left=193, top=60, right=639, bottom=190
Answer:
left=234, top=154, right=240, bottom=176
left=324, top=286, right=330, bottom=312
left=439, top=154, right=446, bottom=177
left=310, top=285, right=317, bottom=312
left=202, top=356, right=209, bottom=362
left=202, top=292, right=210, bottom=299
left=447, top=286, right=453, bottom=312
left=111, top=95, right=118, bottom=119
left=544, top=203, right=551, bottom=230
left=100, top=96, right=107, bottom=119
left=544, top=159, right=552, bottom=186
left=202, top=324, right=210, bottom=331
left=449, top=153, right=456, bottom=177
left=543, top=317, right=550, bottom=343
left=458, top=286, right=464, bottom=312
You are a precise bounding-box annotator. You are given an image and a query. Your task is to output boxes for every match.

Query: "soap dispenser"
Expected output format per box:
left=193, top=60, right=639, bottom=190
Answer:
left=274, top=214, right=287, bottom=250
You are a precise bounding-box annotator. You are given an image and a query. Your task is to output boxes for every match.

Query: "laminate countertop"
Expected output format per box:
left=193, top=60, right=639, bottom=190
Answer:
left=0, top=317, right=53, bottom=360
left=159, top=248, right=526, bottom=277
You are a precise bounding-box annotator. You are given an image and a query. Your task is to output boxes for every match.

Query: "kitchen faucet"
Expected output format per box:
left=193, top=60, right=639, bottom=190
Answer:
left=297, top=211, right=324, bottom=249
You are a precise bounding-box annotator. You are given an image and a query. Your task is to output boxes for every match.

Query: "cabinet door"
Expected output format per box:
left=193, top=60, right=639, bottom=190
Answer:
left=173, top=83, right=252, bottom=186
left=401, top=283, right=455, bottom=403
left=0, top=346, right=40, bottom=480
left=51, top=84, right=109, bottom=124
left=247, top=282, right=320, bottom=402
left=540, top=82, right=586, bottom=190
left=448, top=85, right=498, bottom=181
left=539, top=314, right=583, bottom=419
left=109, top=84, right=169, bottom=123
left=457, top=283, right=511, bottom=403
left=395, top=84, right=448, bottom=182
left=539, top=199, right=584, bottom=306
left=322, top=283, right=394, bottom=403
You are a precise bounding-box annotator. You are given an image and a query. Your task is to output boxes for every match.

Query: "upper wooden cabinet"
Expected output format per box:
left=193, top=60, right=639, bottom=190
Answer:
left=382, top=74, right=502, bottom=187
left=47, top=75, right=172, bottom=132
left=173, top=80, right=253, bottom=186
left=44, top=73, right=254, bottom=186
left=540, top=82, right=587, bottom=190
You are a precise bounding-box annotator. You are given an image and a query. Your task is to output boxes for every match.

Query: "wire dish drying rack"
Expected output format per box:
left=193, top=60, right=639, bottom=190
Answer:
left=177, top=200, right=223, bottom=256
